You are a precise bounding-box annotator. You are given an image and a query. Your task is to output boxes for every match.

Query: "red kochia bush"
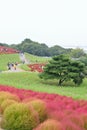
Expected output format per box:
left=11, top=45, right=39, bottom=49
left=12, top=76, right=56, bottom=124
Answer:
left=48, top=111, right=65, bottom=121
left=26, top=99, right=48, bottom=122
left=33, top=119, right=63, bottom=130
left=62, top=114, right=84, bottom=129
left=62, top=120, right=83, bottom=130
left=80, top=114, right=87, bottom=130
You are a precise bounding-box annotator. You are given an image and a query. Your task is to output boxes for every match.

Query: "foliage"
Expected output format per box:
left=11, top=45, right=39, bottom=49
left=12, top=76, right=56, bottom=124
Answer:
left=61, top=120, right=82, bottom=130
left=0, top=85, right=87, bottom=129
left=0, top=91, right=20, bottom=105
left=39, top=54, right=85, bottom=86
left=70, top=48, right=86, bottom=58
left=10, top=38, right=71, bottom=56
left=68, top=60, right=85, bottom=85
left=34, top=119, right=63, bottom=130
left=27, top=99, right=48, bottom=122
left=49, top=45, right=70, bottom=56
left=1, top=99, right=18, bottom=113
left=2, top=103, right=39, bottom=130
left=79, top=55, right=87, bottom=66
left=81, top=114, right=87, bottom=129
left=77, top=56, right=87, bottom=77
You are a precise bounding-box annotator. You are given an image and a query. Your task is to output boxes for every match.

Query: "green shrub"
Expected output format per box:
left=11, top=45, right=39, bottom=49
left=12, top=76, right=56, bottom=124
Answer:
left=2, top=103, right=39, bottom=130
left=1, top=99, right=18, bottom=113
left=34, top=119, right=63, bottom=130
left=27, top=99, right=48, bottom=122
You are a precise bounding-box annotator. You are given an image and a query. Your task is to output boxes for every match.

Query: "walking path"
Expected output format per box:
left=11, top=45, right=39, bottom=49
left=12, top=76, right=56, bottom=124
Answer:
left=19, top=53, right=30, bottom=64
left=2, top=64, right=25, bottom=73
left=2, top=53, right=30, bottom=73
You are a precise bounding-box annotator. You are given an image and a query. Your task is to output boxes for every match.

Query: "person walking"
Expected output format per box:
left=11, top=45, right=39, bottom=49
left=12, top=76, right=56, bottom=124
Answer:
left=13, top=63, right=16, bottom=70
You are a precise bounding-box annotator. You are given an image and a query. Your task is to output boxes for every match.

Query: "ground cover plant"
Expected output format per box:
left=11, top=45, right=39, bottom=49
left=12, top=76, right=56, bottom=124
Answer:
left=0, top=85, right=87, bottom=129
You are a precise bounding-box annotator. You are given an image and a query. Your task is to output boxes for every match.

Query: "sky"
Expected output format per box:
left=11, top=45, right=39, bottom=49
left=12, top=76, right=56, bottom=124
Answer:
left=0, top=0, right=87, bottom=49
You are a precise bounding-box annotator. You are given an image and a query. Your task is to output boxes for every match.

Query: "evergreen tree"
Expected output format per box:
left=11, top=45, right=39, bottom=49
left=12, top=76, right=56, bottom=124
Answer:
left=39, top=54, right=85, bottom=86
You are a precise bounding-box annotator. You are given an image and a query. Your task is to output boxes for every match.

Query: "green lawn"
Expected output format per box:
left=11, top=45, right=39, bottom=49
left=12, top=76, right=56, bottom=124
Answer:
left=0, top=72, right=87, bottom=100
left=0, top=53, right=20, bottom=71
left=0, top=53, right=87, bottom=101
left=25, top=53, right=51, bottom=63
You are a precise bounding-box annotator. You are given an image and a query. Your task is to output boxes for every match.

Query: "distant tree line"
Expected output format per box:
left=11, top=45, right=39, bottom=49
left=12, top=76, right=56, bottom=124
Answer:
left=0, top=38, right=86, bottom=58
left=9, top=38, right=71, bottom=57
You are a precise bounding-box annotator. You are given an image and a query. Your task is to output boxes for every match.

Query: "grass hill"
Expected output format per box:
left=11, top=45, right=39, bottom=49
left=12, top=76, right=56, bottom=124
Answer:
left=0, top=53, right=20, bottom=71
left=0, top=52, right=50, bottom=71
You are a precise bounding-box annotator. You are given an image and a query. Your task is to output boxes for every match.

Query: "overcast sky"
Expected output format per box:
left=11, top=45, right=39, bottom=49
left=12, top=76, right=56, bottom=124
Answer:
left=0, top=0, right=87, bottom=49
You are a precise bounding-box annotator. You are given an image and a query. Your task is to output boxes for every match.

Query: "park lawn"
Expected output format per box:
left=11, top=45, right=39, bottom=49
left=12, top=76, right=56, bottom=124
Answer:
left=25, top=53, right=51, bottom=63
left=0, top=53, right=20, bottom=71
left=0, top=72, right=87, bottom=100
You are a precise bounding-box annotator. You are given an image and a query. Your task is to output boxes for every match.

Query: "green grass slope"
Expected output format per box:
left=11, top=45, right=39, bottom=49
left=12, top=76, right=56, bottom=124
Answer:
left=0, top=53, right=20, bottom=71
left=25, top=53, right=51, bottom=63
left=0, top=72, right=87, bottom=100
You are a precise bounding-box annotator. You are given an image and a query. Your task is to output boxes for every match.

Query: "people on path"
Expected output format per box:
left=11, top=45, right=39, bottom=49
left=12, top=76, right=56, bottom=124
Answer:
left=7, top=62, right=12, bottom=70
left=13, top=63, right=16, bottom=70
left=7, top=62, right=17, bottom=70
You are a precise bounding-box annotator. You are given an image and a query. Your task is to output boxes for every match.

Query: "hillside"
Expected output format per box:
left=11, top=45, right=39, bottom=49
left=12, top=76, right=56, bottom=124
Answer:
left=11, top=38, right=72, bottom=56
left=0, top=38, right=72, bottom=56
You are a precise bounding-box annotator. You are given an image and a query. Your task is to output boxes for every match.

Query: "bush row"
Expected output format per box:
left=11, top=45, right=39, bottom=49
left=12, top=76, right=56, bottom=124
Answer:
left=0, top=85, right=87, bottom=129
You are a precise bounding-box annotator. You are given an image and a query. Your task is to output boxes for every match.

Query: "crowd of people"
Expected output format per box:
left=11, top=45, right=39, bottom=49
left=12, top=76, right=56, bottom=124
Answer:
left=7, top=62, right=18, bottom=70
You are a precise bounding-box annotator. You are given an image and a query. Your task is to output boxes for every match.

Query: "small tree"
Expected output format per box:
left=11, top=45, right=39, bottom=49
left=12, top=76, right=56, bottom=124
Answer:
left=39, top=54, right=85, bottom=86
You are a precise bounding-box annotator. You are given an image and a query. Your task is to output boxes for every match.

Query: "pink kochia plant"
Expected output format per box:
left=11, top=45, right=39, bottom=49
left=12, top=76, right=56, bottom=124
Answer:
left=0, top=85, right=87, bottom=129
left=33, top=119, right=63, bottom=130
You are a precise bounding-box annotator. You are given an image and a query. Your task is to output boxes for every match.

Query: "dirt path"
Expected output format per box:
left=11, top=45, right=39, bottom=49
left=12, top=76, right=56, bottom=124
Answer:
left=2, top=53, right=29, bottom=73
left=19, top=53, right=30, bottom=64
left=2, top=64, right=25, bottom=73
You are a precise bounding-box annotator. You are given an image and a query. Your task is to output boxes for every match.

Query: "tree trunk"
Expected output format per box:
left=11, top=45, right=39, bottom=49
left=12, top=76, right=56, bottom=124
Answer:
left=58, top=79, right=62, bottom=86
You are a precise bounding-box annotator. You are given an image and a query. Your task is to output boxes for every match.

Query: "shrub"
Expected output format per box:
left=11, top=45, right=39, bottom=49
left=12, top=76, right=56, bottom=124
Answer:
left=33, top=119, right=63, bottom=130
left=62, top=120, right=82, bottom=130
left=1, top=99, right=18, bottom=113
left=80, top=114, right=87, bottom=130
left=65, top=114, right=84, bottom=129
left=27, top=99, right=48, bottom=122
left=0, top=91, right=20, bottom=105
left=48, top=111, right=65, bottom=121
left=2, top=103, right=39, bottom=130
left=23, top=97, right=38, bottom=103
